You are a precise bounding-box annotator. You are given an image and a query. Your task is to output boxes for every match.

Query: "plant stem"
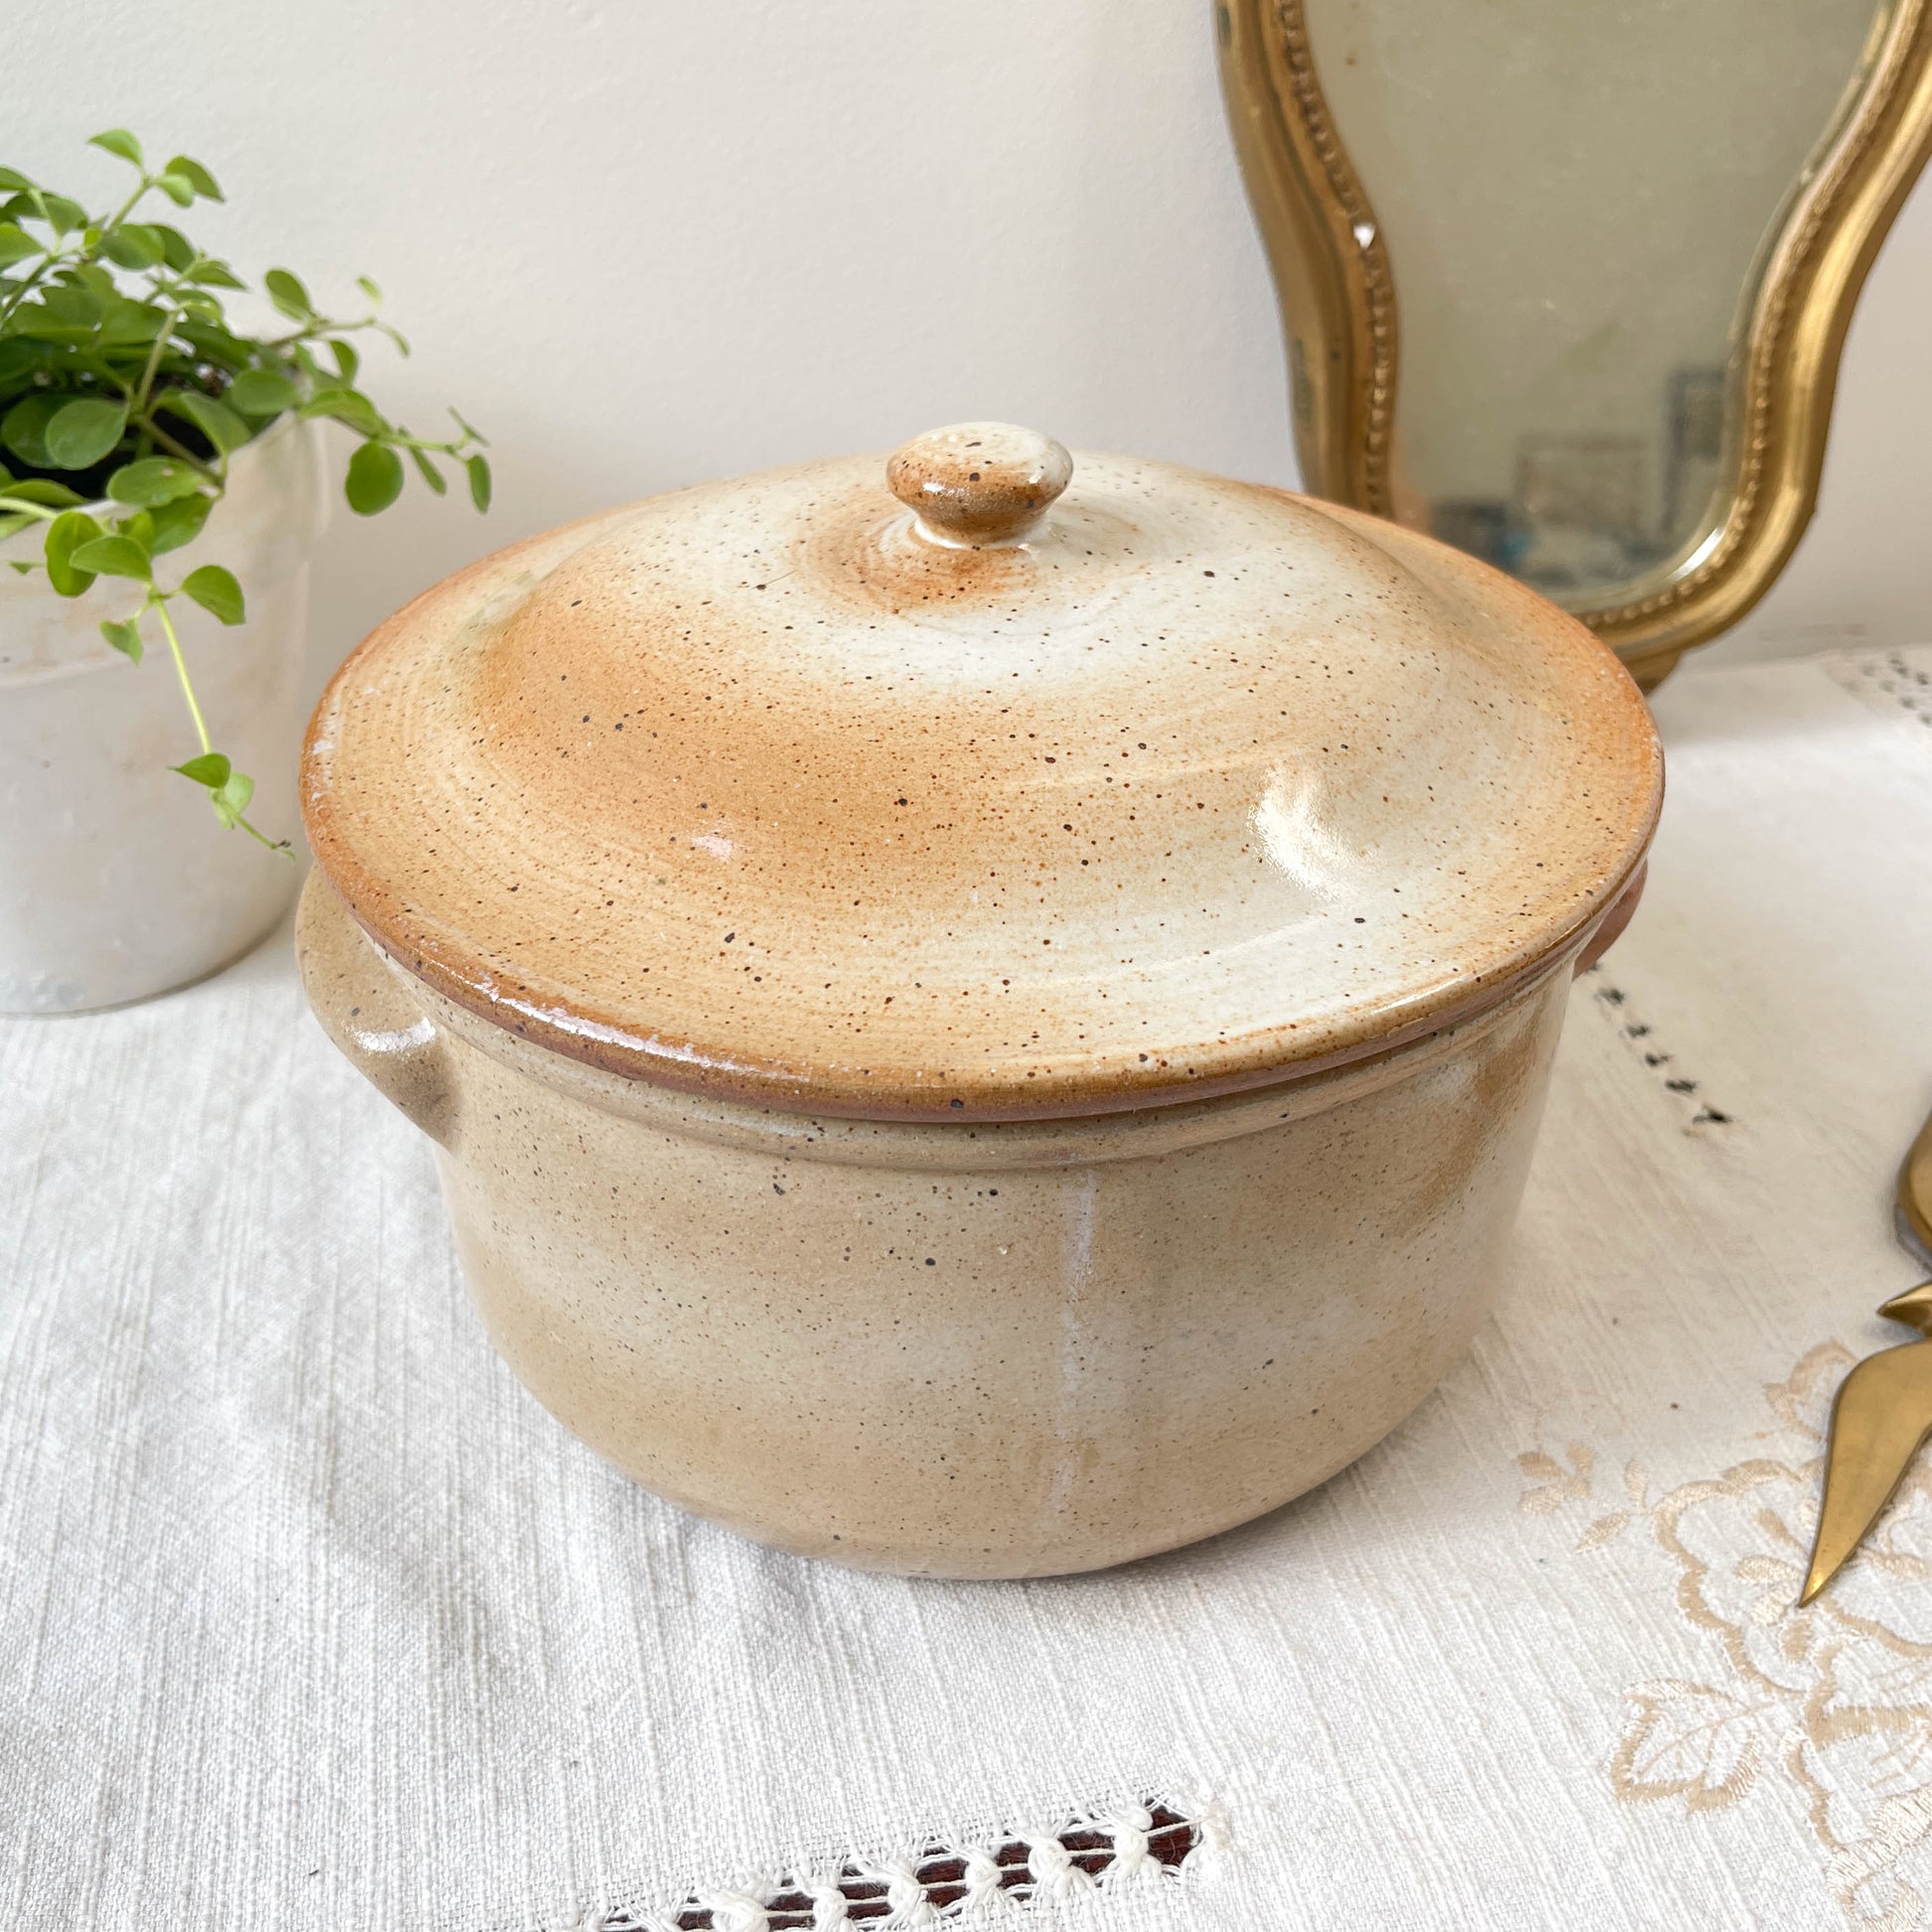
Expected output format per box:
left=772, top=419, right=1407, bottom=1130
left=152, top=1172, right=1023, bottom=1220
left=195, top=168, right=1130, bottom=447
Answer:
left=152, top=596, right=210, bottom=755
left=97, top=176, right=153, bottom=243
left=0, top=245, right=69, bottom=326
left=262, top=312, right=379, bottom=351
left=155, top=585, right=289, bottom=858
left=129, top=411, right=220, bottom=479
left=128, top=320, right=176, bottom=421
left=231, top=812, right=292, bottom=855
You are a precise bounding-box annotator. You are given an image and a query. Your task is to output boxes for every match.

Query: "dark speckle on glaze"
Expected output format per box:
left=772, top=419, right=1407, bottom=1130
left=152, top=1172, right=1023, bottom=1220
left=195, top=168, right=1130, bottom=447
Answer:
left=301, top=432, right=1661, bottom=1120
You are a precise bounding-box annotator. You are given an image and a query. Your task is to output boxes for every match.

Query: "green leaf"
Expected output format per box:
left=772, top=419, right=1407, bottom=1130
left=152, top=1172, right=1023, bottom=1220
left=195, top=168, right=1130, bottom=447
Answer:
left=100, top=222, right=165, bottom=270
left=226, top=367, right=297, bottom=416
left=0, top=514, right=33, bottom=543
left=448, top=406, right=487, bottom=446
left=181, top=563, right=244, bottom=624
left=0, top=479, right=85, bottom=508
left=263, top=268, right=312, bottom=320
left=107, top=458, right=203, bottom=506
left=96, top=297, right=167, bottom=345
left=44, top=509, right=103, bottom=596
left=211, top=768, right=254, bottom=824
left=99, top=617, right=144, bottom=661
left=154, top=171, right=197, bottom=207
left=466, top=453, right=491, bottom=513
left=174, top=317, right=248, bottom=361
left=164, top=155, right=222, bottom=202
left=2, top=396, right=60, bottom=473
left=354, top=274, right=381, bottom=304
left=87, top=129, right=145, bottom=166
left=173, top=752, right=230, bottom=787
left=409, top=446, right=447, bottom=495
left=0, top=222, right=40, bottom=267
left=147, top=489, right=211, bottom=554
left=36, top=193, right=87, bottom=236
left=0, top=168, right=32, bottom=193
left=328, top=338, right=359, bottom=384
left=344, top=439, right=403, bottom=516
left=38, top=283, right=106, bottom=328
left=299, top=386, right=381, bottom=437
left=118, top=508, right=156, bottom=549
left=185, top=259, right=245, bottom=289
left=69, top=533, right=151, bottom=580
left=43, top=397, right=129, bottom=470
left=5, top=314, right=89, bottom=349
left=153, top=223, right=195, bottom=272
left=166, top=389, right=250, bottom=455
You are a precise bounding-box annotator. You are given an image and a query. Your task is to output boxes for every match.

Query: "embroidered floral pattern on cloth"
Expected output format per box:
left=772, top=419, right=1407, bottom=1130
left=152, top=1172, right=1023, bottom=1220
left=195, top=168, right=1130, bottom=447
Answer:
left=7, top=647, right=1932, bottom=1931
left=1520, top=1346, right=1932, bottom=1930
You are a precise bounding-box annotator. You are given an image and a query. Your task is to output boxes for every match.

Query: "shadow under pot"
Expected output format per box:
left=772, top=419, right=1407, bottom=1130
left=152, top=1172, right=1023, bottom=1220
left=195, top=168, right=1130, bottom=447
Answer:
left=297, top=421, right=1662, bottom=1579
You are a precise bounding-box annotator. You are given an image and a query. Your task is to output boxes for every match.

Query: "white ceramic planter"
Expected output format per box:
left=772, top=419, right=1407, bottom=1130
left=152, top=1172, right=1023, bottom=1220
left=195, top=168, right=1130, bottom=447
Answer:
left=0, top=418, right=329, bottom=1013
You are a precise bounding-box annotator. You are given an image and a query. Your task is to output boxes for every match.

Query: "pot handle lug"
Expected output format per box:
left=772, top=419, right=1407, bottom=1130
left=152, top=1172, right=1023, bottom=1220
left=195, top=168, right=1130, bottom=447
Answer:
left=1575, top=861, right=1647, bottom=977
left=296, top=868, right=460, bottom=1150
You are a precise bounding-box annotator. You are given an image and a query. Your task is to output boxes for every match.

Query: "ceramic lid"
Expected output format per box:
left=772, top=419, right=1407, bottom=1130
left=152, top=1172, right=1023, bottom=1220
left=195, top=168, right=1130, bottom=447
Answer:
left=303, top=422, right=1661, bottom=1120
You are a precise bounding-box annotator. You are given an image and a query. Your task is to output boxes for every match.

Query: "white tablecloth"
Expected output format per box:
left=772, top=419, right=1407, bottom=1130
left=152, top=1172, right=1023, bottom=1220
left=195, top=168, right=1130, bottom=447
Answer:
left=7, top=648, right=1932, bottom=1931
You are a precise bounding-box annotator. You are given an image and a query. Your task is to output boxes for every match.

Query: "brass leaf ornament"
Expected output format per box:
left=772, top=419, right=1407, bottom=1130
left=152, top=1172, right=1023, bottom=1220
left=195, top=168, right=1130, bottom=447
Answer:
left=1803, top=1112, right=1932, bottom=1602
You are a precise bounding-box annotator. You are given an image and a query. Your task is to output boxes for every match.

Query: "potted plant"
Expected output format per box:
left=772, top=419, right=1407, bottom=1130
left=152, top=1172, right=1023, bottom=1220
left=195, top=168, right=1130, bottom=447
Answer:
left=0, top=129, right=488, bottom=1012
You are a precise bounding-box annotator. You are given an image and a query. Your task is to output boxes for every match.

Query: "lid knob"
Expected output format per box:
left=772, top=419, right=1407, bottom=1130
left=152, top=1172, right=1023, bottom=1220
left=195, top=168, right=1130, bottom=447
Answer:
left=887, top=422, right=1073, bottom=547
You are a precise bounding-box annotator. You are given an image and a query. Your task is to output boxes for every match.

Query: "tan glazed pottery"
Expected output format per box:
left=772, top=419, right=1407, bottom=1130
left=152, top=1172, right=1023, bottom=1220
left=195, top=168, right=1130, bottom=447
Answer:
left=297, top=422, right=1662, bottom=1578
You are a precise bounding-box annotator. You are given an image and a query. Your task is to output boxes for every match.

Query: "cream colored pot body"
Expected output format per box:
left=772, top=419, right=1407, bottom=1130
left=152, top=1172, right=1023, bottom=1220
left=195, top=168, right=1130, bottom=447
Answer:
left=300, top=870, right=1570, bottom=1579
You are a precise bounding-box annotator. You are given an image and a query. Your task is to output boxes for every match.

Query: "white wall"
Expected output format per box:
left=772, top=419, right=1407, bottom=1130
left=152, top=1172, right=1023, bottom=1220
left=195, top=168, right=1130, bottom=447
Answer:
left=11, top=0, right=1929, bottom=683
left=12, top=0, right=1292, bottom=700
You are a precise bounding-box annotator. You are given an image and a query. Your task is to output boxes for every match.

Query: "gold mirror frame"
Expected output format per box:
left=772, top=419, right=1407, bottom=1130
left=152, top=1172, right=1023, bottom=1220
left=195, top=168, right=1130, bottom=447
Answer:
left=1218, top=0, right=1932, bottom=689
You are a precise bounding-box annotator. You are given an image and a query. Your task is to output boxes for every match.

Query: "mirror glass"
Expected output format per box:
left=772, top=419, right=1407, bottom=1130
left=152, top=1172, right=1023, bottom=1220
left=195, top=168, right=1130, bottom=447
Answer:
left=1305, top=0, right=1888, bottom=612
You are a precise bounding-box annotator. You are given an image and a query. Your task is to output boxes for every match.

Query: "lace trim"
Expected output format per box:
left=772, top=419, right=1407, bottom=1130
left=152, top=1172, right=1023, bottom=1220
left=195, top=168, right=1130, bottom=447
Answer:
left=1581, top=966, right=1734, bottom=1132
left=1823, top=646, right=1932, bottom=726
left=565, top=1801, right=1210, bottom=1931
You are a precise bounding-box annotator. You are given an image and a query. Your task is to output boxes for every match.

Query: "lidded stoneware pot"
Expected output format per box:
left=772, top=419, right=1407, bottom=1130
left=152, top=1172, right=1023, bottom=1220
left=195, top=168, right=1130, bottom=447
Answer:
left=298, top=422, right=1661, bottom=1578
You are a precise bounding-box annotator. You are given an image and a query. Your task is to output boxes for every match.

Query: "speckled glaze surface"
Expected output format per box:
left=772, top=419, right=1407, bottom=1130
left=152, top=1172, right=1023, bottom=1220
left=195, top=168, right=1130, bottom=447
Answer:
left=303, top=425, right=1659, bottom=1120
left=298, top=424, right=1662, bottom=1577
